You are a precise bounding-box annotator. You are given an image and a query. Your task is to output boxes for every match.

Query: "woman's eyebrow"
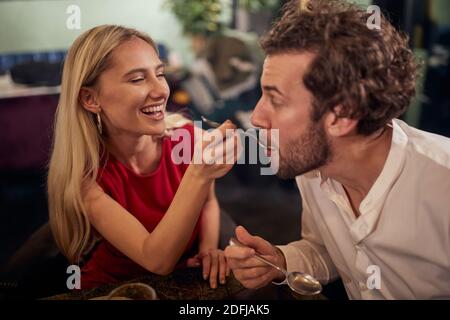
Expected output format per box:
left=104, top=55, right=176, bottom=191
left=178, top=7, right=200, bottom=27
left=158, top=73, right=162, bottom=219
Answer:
left=155, top=63, right=165, bottom=71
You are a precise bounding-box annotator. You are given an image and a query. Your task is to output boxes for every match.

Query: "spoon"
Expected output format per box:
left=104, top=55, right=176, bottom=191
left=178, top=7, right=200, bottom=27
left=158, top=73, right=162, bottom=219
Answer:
left=200, top=116, right=274, bottom=151
left=229, top=237, right=322, bottom=296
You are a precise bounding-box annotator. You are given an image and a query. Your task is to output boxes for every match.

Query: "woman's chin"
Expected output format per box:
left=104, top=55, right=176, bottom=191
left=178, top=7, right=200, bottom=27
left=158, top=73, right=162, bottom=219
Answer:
left=145, top=123, right=166, bottom=136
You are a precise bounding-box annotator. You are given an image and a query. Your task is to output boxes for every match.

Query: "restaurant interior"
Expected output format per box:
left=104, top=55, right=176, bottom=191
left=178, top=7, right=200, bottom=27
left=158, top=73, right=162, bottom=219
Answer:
left=0, top=0, right=449, bottom=300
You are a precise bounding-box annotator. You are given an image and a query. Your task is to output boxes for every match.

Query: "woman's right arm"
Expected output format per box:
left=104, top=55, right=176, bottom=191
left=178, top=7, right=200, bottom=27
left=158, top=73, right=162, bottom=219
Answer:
left=83, top=121, right=238, bottom=275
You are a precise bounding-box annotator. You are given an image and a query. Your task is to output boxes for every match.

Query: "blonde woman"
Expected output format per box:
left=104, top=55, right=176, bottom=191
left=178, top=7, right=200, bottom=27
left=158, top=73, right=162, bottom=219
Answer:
left=48, top=25, right=238, bottom=289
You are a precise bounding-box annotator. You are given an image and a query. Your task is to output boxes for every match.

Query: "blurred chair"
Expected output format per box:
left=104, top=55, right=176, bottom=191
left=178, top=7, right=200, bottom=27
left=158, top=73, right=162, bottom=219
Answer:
left=182, top=31, right=262, bottom=120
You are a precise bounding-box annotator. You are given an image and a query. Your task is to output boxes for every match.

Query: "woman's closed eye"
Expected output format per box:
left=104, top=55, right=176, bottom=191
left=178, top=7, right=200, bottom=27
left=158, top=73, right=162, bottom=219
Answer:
left=130, top=73, right=165, bottom=83
left=130, top=76, right=145, bottom=83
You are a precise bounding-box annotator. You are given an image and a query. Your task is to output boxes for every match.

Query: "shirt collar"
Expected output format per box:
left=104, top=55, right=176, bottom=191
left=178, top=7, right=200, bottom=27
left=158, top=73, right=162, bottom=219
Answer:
left=319, top=119, right=408, bottom=213
left=359, top=119, right=408, bottom=211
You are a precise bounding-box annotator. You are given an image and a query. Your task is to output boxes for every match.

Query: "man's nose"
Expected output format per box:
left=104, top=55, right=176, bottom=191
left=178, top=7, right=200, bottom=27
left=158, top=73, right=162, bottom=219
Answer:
left=251, top=99, right=270, bottom=129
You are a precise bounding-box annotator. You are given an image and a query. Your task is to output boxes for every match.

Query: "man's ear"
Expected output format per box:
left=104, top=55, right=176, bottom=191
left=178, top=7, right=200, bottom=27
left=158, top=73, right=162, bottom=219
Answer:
left=324, top=105, right=358, bottom=137
left=79, top=87, right=100, bottom=113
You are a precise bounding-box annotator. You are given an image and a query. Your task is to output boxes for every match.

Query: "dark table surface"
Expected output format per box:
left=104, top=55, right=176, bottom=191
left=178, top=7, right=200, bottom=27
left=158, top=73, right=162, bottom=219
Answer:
left=44, top=267, right=326, bottom=300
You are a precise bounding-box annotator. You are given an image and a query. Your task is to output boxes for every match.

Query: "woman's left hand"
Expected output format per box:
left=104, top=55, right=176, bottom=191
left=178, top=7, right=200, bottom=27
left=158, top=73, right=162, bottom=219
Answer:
left=187, top=249, right=230, bottom=289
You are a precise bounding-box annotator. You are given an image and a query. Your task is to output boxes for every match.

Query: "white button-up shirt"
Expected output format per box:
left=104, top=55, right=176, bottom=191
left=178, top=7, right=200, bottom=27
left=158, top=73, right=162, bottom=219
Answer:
left=277, top=119, right=450, bottom=299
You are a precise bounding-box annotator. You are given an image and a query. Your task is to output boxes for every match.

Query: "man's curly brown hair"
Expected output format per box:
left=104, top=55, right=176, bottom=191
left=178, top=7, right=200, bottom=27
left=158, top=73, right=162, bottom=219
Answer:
left=260, top=0, right=419, bottom=135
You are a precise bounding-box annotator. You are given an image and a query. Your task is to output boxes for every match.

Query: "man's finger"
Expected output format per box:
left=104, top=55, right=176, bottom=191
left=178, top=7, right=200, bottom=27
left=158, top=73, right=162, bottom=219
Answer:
left=241, top=275, right=273, bottom=290
left=232, top=266, right=270, bottom=282
left=235, top=226, right=274, bottom=256
left=225, top=255, right=266, bottom=270
left=224, top=244, right=255, bottom=260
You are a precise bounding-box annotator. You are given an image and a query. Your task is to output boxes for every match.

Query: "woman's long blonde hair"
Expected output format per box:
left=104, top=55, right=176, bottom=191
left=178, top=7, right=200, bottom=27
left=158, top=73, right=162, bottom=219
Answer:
left=48, top=25, right=189, bottom=264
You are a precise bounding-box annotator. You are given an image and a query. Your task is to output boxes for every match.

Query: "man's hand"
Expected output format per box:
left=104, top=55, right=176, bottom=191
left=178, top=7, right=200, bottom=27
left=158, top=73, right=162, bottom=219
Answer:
left=224, top=226, right=287, bottom=289
left=187, top=248, right=230, bottom=289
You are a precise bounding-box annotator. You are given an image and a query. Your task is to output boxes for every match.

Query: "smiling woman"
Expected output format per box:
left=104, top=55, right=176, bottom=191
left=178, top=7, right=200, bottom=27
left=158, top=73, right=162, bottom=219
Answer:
left=78, top=35, right=170, bottom=139
left=47, top=25, right=239, bottom=289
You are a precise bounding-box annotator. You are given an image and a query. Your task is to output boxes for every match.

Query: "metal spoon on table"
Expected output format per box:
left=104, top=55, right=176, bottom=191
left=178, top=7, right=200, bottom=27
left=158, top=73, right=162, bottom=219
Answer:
left=229, top=237, right=322, bottom=296
left=200, top=116, right=274, bottom=151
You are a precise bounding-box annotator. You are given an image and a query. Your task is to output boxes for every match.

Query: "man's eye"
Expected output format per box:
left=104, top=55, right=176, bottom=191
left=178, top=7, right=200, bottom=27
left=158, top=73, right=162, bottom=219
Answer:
left=157, top=73, right=166, bottom=78
left=271, top=98, right=283, bottom=106
left=130, top=77, right=144, bottom=83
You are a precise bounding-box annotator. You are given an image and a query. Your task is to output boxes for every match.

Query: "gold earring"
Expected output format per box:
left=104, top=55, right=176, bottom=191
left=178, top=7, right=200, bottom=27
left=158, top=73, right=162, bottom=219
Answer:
left=96, top=113, right=102, bottom=135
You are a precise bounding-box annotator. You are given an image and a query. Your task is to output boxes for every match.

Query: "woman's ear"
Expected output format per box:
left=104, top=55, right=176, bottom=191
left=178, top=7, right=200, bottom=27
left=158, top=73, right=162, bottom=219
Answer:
left=79, top=87, right=100, bottom=113
left=324, top=105, right=358, bottom=137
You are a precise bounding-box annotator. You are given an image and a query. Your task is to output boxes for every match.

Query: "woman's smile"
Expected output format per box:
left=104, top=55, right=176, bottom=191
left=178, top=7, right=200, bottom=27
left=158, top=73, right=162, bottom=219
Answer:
left=140, top=103, right=165, bottom=121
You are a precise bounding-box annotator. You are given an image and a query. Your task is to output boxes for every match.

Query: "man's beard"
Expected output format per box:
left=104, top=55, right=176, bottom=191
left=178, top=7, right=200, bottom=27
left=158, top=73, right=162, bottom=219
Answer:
left=277, top=120, right=332, bottom=179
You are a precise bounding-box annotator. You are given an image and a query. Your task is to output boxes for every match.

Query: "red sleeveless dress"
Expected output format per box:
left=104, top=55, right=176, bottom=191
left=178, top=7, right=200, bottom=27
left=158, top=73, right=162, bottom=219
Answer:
left=81, top=124, right=200, bottom=289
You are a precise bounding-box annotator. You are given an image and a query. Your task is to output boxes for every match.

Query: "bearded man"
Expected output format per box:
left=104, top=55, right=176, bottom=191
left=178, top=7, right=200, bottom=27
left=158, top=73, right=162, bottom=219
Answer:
left=225, top=0, right=450, bottom=299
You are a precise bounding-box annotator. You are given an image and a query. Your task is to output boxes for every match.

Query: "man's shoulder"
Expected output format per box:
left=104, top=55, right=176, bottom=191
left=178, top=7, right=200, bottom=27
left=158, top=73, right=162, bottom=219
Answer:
left=396, top=119, right=450, bottom=171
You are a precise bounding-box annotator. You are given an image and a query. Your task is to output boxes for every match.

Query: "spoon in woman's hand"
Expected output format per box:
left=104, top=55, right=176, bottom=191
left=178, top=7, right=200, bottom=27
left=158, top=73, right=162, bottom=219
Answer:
left=229, top=237, right=322, bottom=296
left=200, top=116, right=274, bottom=151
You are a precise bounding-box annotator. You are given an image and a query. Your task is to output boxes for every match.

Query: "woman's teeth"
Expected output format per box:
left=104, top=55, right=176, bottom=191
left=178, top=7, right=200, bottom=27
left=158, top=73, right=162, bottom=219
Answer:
left=141, top=105, right=163, bottom=114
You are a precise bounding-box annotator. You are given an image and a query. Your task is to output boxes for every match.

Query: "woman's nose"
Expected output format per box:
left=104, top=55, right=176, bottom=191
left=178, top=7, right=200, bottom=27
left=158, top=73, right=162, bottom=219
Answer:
left=148, top=77, right=169, bottom=100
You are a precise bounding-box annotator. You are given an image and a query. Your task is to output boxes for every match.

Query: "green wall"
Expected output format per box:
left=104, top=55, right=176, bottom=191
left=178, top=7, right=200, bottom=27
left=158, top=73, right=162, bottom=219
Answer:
left=0, top=0, right=373, bottom=56
left=0, top=0, right=193, bottom=63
